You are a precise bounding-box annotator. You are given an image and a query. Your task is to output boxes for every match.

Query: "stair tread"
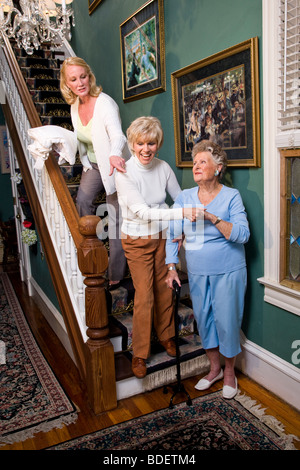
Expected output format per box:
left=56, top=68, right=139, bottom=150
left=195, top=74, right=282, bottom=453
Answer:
left=114, top=336, right=206, bottom=383
left=115, top=352, right=133, bottom=381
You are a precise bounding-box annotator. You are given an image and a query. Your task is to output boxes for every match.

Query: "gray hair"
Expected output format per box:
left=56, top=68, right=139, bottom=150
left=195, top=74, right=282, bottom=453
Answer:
left=192, top=140, right=227, bottom=179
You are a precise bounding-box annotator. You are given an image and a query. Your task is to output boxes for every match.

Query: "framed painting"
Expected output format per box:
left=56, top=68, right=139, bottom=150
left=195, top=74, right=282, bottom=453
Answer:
left=171, top=37, right=260, bottom=167
left=88, top=0, right=102, bottom=15
left=120, top=0, right=166, bottom=102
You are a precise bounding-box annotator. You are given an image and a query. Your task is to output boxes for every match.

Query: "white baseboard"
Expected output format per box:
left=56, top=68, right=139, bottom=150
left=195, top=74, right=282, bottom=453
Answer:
left=237, top=332, right=300, bottom=411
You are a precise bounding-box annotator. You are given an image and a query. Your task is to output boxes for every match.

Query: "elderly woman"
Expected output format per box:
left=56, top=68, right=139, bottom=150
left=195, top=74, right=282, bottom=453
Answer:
left=115, top=116, right=201, bottom=378
left=60, top=57, right=129, bottom=287
left=165, top=140, right=250, bottom=399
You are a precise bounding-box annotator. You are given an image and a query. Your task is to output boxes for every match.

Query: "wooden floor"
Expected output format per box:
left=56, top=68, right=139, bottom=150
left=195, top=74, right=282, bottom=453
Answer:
left=1, top=265, right=300, bottom=451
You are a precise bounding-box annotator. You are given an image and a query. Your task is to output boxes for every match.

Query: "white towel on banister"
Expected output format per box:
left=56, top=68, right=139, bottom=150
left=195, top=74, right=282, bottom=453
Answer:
left=27, top=125, right=78, bottom=170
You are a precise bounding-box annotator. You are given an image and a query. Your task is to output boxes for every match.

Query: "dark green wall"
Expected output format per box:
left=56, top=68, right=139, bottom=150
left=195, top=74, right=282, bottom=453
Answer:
left=0, top=173, right=13, bottom=221
left=69, top=0, right=299, bottom=368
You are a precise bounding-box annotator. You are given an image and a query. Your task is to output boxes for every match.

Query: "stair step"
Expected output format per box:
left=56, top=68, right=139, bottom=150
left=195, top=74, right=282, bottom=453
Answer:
left=59, top=164, right=82, bottom=186
left=13, top=46, right=56, bottom=59
left=35, top=102, right=70, bottom=115
left=18, top=57, right=61, bottom=69
left=115, top=352, right=133, bottom=381
left=30, top=89, right=65, bottom=104
left=39, top=116, right=72, bottom=128
left=22, top=67, right=60, bottom=80
left=115, top=340, right=208, bottom=400
left=26, top=77, right=60, bottom=91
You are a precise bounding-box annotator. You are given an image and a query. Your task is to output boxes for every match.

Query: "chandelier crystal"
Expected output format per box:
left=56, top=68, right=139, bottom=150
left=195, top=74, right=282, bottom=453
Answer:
left=0, top=0, right=75, bottom=55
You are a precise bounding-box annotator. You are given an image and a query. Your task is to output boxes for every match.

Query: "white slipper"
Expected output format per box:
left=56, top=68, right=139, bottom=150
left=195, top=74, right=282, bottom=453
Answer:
left=194, top=369, right=224, bottom=391
left=223, top=377, right=238, bottom=399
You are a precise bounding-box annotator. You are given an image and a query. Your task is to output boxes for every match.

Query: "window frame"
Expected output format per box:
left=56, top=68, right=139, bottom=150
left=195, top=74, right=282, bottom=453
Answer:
left=258, top=0, right=300, bottom=317
left=280, top=149, right=300, bottom=291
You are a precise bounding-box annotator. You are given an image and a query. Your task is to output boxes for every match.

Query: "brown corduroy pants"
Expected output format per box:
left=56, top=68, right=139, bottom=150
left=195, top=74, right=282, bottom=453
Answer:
left=121, top=232, right=175, bottom=359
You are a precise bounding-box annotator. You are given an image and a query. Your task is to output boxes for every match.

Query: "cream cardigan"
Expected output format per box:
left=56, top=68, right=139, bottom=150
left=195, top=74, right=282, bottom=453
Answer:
left=71, top=92, right=130, bottom=195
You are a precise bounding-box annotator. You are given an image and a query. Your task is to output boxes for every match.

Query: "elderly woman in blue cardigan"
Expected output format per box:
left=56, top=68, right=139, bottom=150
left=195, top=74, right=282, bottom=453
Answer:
left=165, top=140, right=250, bottom=399
left=60, top=57, right=130, bottom=287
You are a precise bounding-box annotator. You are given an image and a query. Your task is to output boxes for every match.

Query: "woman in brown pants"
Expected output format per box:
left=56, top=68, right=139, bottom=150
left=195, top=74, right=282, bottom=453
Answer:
left=115, top=116, right=201, bottom=378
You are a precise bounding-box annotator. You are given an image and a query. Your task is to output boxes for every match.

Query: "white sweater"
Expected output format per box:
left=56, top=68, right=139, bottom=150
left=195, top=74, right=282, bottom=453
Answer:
left=115, top=155, right=183, bottom=237
left=71, top=93, right=130, bottom=195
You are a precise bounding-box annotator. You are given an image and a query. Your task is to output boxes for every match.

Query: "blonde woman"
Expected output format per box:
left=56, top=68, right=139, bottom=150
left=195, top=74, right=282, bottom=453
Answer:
left=60, top=57, right=129, bottom=286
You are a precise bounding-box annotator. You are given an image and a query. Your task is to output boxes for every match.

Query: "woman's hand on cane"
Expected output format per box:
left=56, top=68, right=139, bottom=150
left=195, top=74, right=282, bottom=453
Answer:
left=165, top=264, right=181, bottom=289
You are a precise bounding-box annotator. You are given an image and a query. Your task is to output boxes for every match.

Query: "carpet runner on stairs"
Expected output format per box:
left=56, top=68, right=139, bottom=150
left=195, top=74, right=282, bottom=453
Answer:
left=17, top=46, right=73, bottom=129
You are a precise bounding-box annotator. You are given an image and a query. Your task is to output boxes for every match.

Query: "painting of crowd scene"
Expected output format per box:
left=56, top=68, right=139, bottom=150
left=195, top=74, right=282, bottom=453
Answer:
left=125, top=16, right=158, bottom=91
left=183, top=65, right=246, bottom=152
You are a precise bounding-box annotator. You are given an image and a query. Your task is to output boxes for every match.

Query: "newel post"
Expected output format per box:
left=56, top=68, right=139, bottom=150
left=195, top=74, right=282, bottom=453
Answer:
left=77, top=215, right=117, bottom=414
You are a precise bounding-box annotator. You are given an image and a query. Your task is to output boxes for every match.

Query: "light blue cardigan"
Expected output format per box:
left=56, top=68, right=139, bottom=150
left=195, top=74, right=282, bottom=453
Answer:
left=166, top=185, right=250, bottom=275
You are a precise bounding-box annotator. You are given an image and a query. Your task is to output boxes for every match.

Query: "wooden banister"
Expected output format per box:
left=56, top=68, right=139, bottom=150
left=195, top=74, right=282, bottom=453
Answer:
left=1, top=37, right=117, bottom=413
left=77, top=216, right=116, bottom=413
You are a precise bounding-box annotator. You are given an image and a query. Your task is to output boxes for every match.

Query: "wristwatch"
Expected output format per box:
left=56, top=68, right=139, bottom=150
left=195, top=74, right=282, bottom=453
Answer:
left=214, top=216, right=222, bottom=225
left=168, top=266, right=176, bottom=271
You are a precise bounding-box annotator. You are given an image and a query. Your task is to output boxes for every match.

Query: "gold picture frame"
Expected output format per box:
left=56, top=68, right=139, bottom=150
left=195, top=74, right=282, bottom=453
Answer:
left=88, top=0, right=102, bottom=15
left=171, top=37, right=260, bottom=168
left=120, top=0, right=166, bottom=102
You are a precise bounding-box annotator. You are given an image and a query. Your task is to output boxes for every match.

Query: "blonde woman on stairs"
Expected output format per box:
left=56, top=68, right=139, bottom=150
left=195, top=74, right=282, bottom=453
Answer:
left=60, top=57, right=130, bottom=288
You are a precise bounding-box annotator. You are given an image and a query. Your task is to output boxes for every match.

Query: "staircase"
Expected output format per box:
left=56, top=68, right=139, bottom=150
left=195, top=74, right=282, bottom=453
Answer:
left=0, top=38, right=208, bottom=410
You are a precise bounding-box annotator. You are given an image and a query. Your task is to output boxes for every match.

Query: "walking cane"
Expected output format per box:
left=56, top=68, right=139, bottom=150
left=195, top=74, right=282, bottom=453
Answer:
left=163, top=280, right=192, bottom=408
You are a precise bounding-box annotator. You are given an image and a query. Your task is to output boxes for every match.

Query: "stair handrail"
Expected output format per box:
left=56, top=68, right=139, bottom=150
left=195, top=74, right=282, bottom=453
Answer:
left=0, top=37, right=117, bottom=413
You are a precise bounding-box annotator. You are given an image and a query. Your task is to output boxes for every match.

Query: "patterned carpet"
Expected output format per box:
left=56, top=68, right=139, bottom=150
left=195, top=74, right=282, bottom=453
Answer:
left=0, top=272, right=77, bottom=446
left=48, top=390, right=297, bottom=451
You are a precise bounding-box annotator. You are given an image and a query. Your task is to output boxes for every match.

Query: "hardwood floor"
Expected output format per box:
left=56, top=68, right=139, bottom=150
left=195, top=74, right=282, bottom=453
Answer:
left=1, top=266, right=300, bottom=451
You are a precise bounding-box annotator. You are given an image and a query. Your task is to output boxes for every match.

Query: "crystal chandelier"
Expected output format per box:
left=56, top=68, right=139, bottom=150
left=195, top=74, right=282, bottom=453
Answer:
left=0, top=0, right=75, bottom=55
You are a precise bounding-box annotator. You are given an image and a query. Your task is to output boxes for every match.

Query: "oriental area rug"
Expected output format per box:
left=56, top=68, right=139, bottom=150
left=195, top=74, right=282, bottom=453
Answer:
left=48, top=390, right=297, bottom=451
left=0, top=272, right=77, bottom=446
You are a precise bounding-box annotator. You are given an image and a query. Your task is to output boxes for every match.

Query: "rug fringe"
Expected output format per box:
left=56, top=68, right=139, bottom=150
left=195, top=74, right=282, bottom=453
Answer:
left=0, top=412, right=78, bottom=446
left=143, top=355, right=210, bottom=391
left=235, top=391, right=299, bottom=450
